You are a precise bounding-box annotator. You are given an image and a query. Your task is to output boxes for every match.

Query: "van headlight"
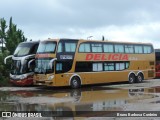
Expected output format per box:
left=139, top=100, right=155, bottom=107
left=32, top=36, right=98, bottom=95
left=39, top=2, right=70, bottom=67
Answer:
left=48, top=75, right=54, bottom=80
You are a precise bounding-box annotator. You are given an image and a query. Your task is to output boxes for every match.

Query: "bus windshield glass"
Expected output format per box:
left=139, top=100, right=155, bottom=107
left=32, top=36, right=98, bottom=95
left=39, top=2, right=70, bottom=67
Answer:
left=14, top=43, right=34, bottom=57
left=11, top=60, right=31, bottom=75
left=37, top=41, right=56, bottom=53
left=34, top=58, right=54, bottom=74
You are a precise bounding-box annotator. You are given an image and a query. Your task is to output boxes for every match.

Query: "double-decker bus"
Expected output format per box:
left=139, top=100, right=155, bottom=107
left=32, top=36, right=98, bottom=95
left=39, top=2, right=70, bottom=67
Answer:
left=155, top=49, right=160, bottom=78
left=4, top=41, right=39, bottom=86
left=33, top=39, right=155, bottom=88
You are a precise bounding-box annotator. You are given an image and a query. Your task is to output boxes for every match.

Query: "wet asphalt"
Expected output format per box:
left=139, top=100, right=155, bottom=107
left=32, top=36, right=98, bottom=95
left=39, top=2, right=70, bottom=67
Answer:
left=1, top=79, right=160, bottom=120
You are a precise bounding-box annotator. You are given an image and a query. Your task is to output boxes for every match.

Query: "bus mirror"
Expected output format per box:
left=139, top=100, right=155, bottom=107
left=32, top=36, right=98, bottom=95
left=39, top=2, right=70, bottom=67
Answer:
left=19, top=54, right=35, bottom=65
left=28, top=59, right=35, bottom=69
left=49, top=58, right=57, bottom=68
left=4, top=55, right=13, bottom=64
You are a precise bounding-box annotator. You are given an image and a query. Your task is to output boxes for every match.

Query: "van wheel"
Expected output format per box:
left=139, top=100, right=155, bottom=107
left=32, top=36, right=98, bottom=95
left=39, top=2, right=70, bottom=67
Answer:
left=136, top=73, right=144, bottom=83
left=70, top=76, right=81, bottom=89
left=129, top=74, right=136, bottom=84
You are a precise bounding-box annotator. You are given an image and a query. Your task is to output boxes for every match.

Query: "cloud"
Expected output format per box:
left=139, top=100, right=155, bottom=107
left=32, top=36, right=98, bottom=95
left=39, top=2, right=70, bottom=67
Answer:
left=0, top=0, right=160, bottom=48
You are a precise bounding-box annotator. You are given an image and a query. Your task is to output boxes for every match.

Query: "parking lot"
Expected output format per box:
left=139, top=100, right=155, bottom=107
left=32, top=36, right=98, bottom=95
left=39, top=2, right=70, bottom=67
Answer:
left=1, top=79, right=160, bottom=120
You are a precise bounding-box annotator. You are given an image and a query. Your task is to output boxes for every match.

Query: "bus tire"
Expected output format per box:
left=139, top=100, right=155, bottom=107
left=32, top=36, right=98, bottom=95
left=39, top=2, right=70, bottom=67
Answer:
left=136, top=73, right=144, bottom=83
left=128, top=73, right=136, bottom=84
left=70, top=76, right=81, bottom=89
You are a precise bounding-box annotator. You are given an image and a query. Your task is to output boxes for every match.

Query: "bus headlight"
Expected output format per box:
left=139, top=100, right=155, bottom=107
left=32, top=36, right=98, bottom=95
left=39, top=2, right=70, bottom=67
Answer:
left=20, top=75, right=27, bottom=80
left=48, top=75, right=54, bottom=80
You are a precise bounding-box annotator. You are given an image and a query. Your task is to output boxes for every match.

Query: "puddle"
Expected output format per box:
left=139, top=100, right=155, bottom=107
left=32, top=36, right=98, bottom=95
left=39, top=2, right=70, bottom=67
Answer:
left=0, top=85, right=160, bottom=118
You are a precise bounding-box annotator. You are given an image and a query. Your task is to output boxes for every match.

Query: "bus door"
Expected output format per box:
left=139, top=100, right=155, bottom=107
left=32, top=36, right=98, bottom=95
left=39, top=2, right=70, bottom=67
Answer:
left=55, top=39, right=78, bottom=86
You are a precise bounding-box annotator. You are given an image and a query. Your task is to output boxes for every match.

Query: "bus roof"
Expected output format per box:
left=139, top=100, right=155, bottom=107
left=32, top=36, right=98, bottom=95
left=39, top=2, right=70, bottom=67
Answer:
left=38, top=38, right=153, bottom=46
left=79, top=39, right=153, bottom=46
left=20, top=41, right=39, bottom=44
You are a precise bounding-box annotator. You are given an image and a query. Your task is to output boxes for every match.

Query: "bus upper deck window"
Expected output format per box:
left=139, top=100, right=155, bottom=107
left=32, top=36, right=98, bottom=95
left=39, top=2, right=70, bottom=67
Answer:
left=79, top=43, right=91, bottom=52
left=135, top=46, right=143, bottom=54
left=125, top=45, right=134, bottom=53
left=144, top=46, right=152, bottom=53
left=58, top=43, right=62, bottom=53
left=115, top=45, right=124, bottom=53
left=103, top=44, right=114, bottom=53
left=65, top=43, right=76, bottom=52
left=91, top=44, right=102, bottom=52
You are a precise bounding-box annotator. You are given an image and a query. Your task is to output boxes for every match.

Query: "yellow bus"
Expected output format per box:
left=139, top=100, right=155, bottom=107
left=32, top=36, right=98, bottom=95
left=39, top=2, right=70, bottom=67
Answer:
left=32, top=39, right=155, bottom=88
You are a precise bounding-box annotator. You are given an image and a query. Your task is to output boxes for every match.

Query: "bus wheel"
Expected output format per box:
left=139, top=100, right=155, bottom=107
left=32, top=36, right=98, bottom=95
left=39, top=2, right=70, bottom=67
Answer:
left=136, top=73, right=144, bottom=83
left=128, top=74, right=136, bottom=84
left=70, top=76, right=81, bottom=89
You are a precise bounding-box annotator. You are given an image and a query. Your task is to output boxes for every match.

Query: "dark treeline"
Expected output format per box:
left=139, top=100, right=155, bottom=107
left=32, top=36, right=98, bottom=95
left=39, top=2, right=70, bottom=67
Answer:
left=0, top=17, right=27, bottom=86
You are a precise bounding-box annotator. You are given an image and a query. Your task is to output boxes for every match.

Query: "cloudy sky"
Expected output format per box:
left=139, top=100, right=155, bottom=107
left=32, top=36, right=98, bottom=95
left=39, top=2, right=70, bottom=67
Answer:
left=1, top=0, right=160, bottom=48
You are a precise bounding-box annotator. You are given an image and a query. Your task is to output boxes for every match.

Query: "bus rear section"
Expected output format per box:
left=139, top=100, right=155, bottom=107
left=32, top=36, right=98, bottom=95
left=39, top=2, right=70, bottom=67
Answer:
left=4, top=41, right=39, bottom=86
left=155, top=49, right=160, bottom=78
left=72, top=40, right=155, bottom=88
left=34, top=39, right=155, bottom=88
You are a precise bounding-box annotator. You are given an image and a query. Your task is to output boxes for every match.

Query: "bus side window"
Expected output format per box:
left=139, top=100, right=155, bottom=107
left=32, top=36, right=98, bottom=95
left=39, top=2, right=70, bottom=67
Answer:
left=115, top=63, right=125, bottom=71
left=135, top=46, right=143, bottom=53
left=126, top=62, right=129, bottom=68
left=115, top=45, right=124, bottom=53
left=92, top=63, right=103, bottom=71
left=103, top=44, right=114, bottom=53
left=56, top=61, right=72, bottom=73
left=125, top=45, right=134, bottom=53
left=56, top=63, right=62, bottom=71
left=58, top=42, right=63, bottom=53
left=79, top=43, right=91, bottom=52
left=104, top=63, right=114, bottom=71
left=91, top=44, right=102, bottom=52
left=144, top=46, right=152, bottom=53
left=75, top=62, right=92, bottom=72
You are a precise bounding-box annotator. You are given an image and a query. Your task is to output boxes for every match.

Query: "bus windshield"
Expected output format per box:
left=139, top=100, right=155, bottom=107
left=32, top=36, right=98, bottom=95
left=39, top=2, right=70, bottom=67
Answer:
left=14, top=43, right=34, bottom=57
left=34, top=58, right=54, bottom=74
left=11, top=60, right=32, bottom=75
left=37, top=41, right=56, bottom=53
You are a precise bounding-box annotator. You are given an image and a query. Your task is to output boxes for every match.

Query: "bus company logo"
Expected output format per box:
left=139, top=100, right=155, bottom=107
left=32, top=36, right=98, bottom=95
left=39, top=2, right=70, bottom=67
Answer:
left=2, top=112, right=12, bottom=117
left=85, top=53, right=129, bottom=61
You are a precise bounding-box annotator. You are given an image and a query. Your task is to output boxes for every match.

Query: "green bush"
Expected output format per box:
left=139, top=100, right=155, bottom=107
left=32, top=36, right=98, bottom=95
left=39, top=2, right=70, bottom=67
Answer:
left=0, top=50, right=11, bottom=86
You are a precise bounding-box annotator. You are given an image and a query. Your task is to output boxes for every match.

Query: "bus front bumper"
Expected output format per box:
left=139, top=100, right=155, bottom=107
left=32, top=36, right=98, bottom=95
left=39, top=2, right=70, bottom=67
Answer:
left=34, top=80, right=53, bottom=86
left=33, top=74, right=54, bottom=86
left=10, top=73, right=34, bottom=86
left=10, top=76, right=33, bottom=86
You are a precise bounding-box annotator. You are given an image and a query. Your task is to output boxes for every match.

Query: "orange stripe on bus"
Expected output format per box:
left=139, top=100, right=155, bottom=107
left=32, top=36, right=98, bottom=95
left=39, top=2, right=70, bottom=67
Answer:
left=36, top=54, right=50, bottom=58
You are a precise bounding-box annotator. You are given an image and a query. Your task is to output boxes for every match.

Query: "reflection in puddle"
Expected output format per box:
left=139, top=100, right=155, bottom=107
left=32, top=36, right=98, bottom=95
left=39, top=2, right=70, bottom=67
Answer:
left=0, top=86, right=159, bottom=117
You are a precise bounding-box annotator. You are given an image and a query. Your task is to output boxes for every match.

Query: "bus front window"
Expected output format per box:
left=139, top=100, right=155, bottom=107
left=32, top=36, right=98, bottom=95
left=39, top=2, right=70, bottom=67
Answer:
left=37, top=41, right=56, bottom=53
left=11, top=59, right=31, bottom=75
left=11, top=60, right=22, bottom=75
left=14, top=44, right=32, bottom=57
left=35, top=59, right=54, bottom=74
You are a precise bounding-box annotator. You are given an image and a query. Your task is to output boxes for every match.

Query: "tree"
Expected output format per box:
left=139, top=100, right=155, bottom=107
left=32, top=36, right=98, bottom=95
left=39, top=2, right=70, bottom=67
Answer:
left=0, top=18, right=7, bottom=53
left=5, top=17, right=27, bottom=54
left=0, top=17, right=27, bottom=86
